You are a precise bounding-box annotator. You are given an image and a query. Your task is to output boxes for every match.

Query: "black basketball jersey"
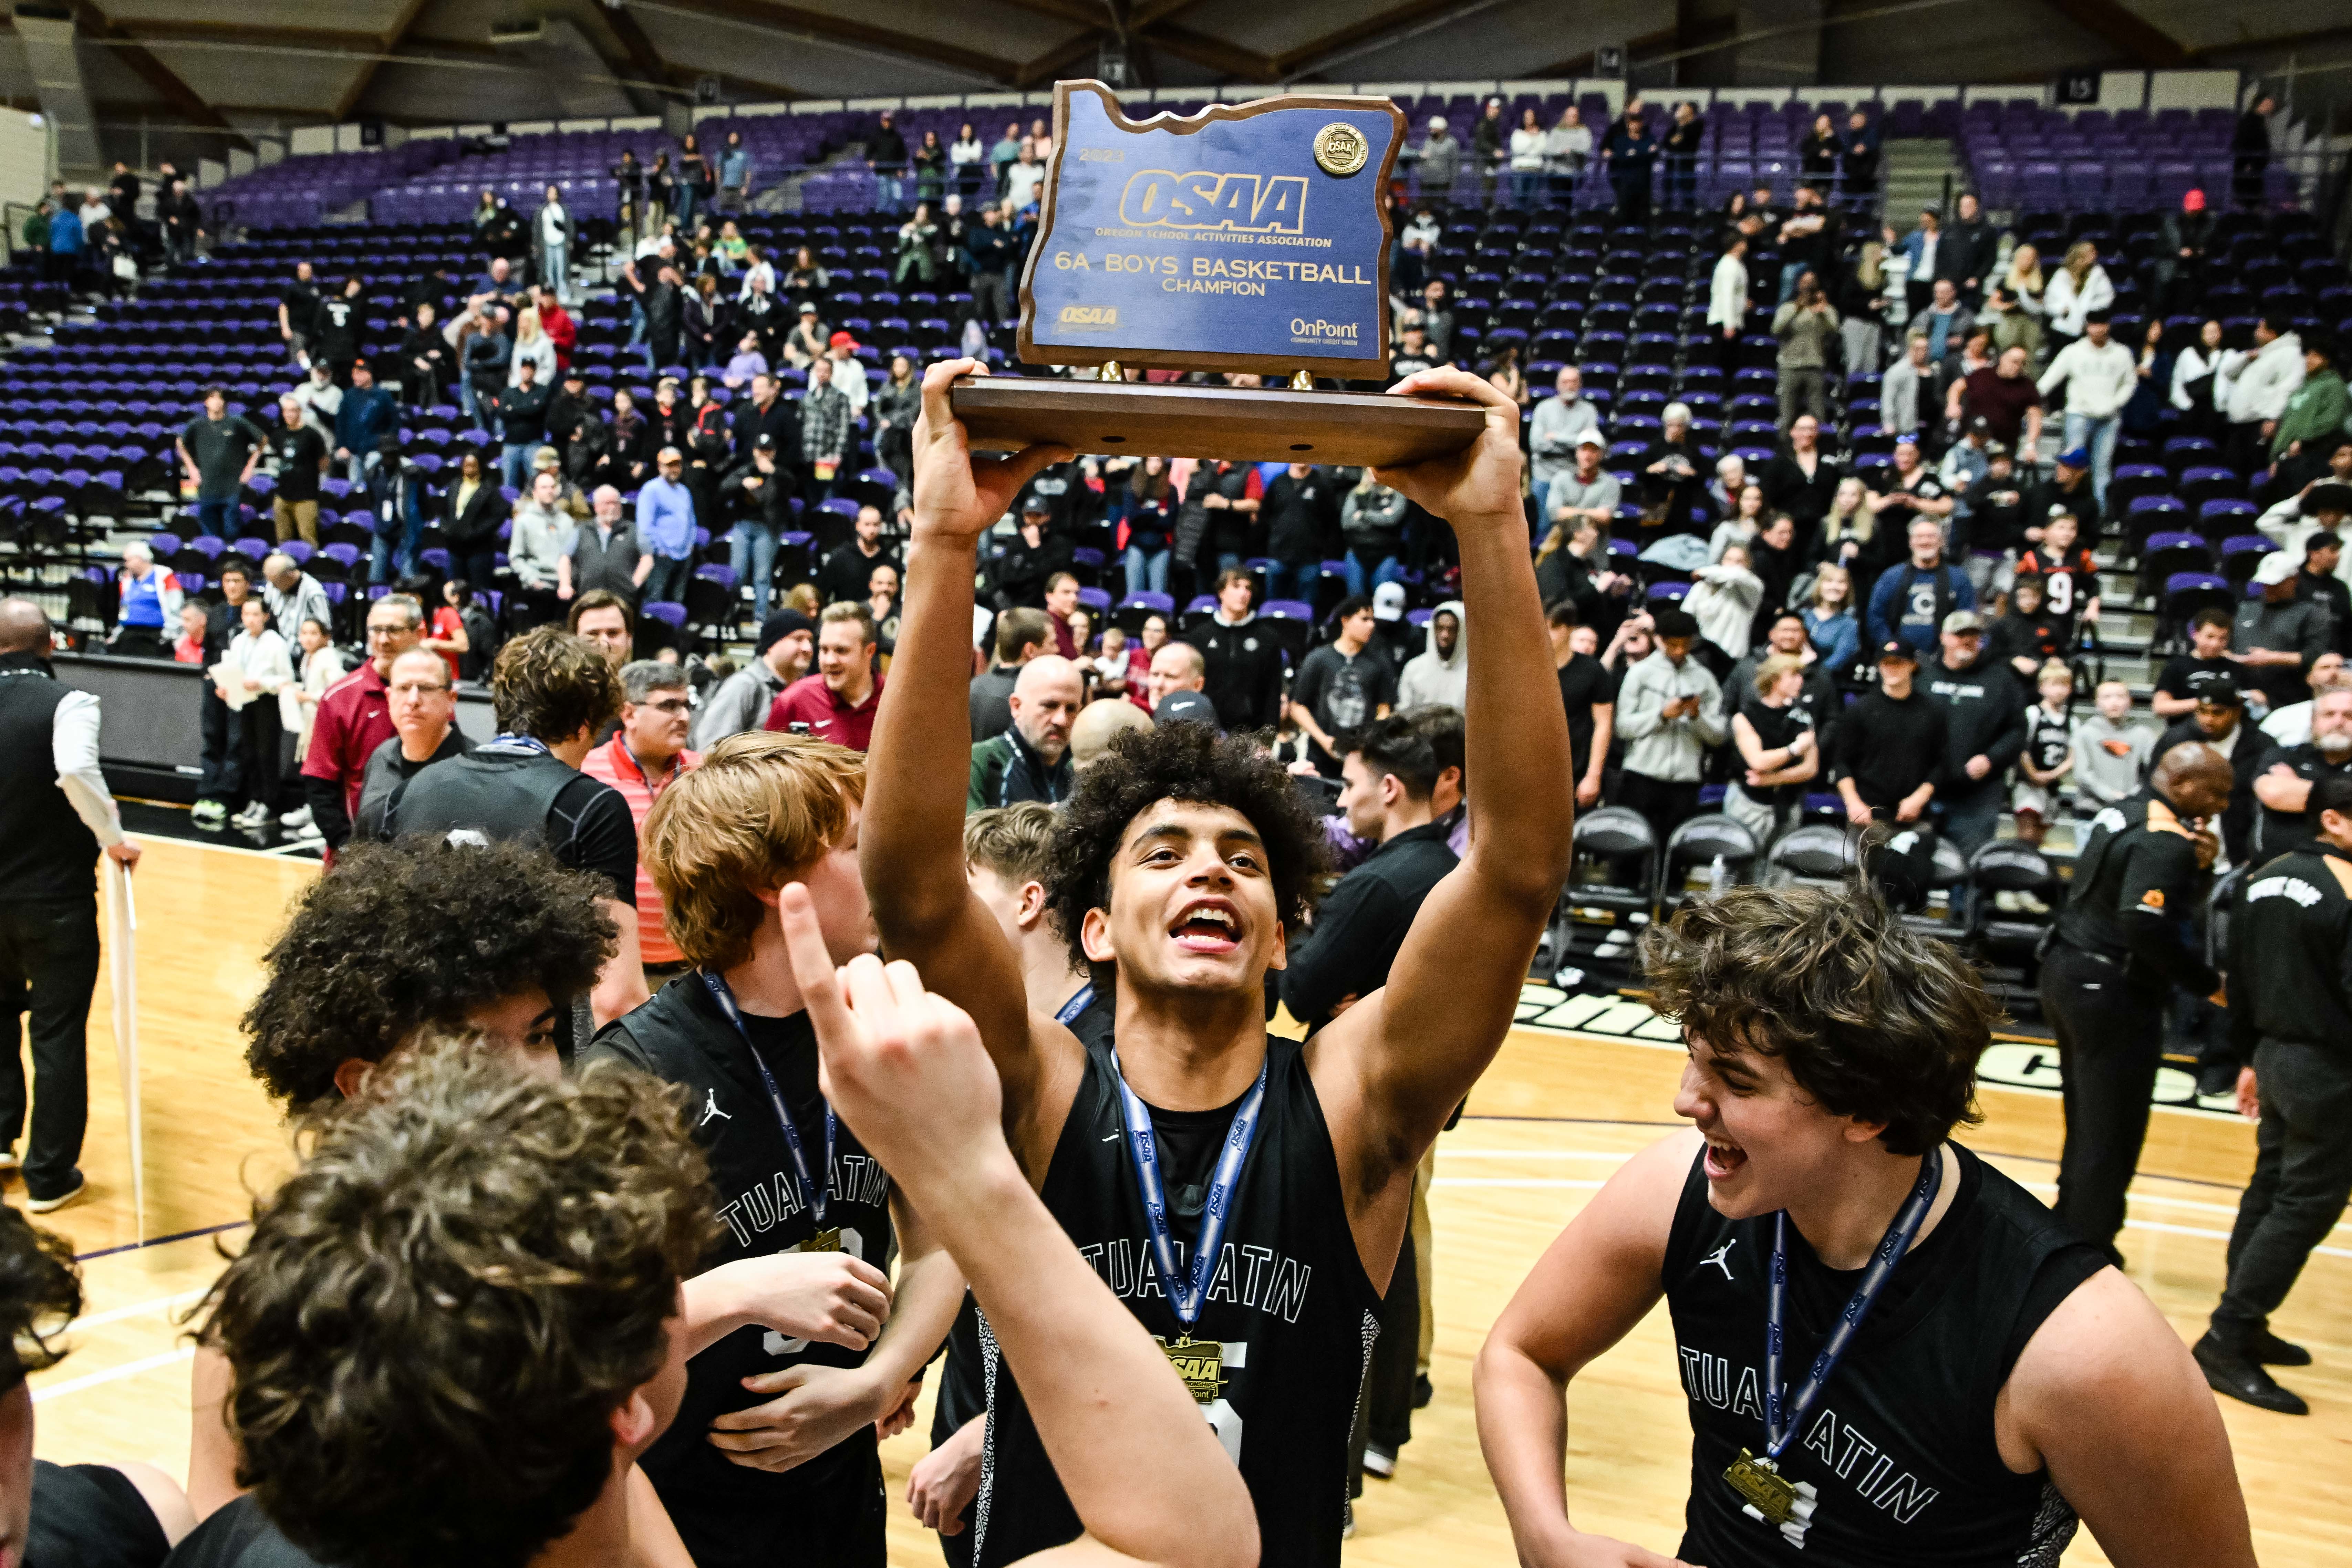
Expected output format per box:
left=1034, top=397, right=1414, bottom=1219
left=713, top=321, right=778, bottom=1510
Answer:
left=583, top=977, right=899, bottom=1565
left=967, top=1033, right=1384, bottom=1568
left=2023, top=704, right=2072, bottom=775
left=26, top=1460, right=169, bottom=1568
left=1664, top=1142, right=2107, bottom=1567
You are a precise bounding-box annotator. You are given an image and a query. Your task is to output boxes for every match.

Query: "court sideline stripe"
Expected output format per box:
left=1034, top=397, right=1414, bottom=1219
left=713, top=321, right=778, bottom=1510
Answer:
left=74, top=1219, right=250, bottom=1263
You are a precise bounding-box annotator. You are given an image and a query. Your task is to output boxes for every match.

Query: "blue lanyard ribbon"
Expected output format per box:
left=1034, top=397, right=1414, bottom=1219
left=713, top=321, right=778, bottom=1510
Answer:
left=1110, top=1048, right=1268, bottom=1331
left=1053, top=983, right=1095, bottom=1027
left=485, top=732, right=551, bottom=756
left=701, top=970, right=836, bottom=1228
left=1761, top=1148, right=1943, bottom=1460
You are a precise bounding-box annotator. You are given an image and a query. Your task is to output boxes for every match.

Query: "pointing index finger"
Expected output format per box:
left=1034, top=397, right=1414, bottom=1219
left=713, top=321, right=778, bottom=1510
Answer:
left=778, top=883, right=856, bottom=1047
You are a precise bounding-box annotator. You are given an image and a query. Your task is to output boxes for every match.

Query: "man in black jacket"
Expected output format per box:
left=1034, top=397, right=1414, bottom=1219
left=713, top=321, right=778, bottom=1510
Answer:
left=719, top=434, right=798, bottom=626
left=1278, top=708, right=1462, bottom=1482
left=1935, top=190, right=1997, bottom=305
left=2199, top=771, right=2352, bottom=1414
left=731, top=371, right=799, bottom=470
left=1260, top=462, right=1339, bottom=605
left=488, top=359, right=553, bottom=491
left=816, top=504, right=900, bottom=608
left=964, top=205, right=1016, bottom=324
left=1923, top=610, right=2026, bottom=855
left=988, top=498, right=1070, bottom=610
left=2043, top=743, right=2235, bottom=1261
left=1194, top=568, right=1287, bottom=732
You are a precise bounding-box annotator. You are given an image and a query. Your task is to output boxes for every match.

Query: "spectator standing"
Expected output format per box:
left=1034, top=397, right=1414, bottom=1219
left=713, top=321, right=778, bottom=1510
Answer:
left=2157, top=673, right=2266, bottom=864
left=967, top=656, right=1081, bottom=808
left=798, top=357, right=854, bottom=500
left=816, top=505, right=901, bottom=608
left=1122, top=455, right=1178, bottom=597
left=635, top=447, right=699, bottom=606
left=508, top=471, right=574, bottom=619
left=1913, top=277, right=1976, bottom=366
left=434, top=450, right=501, bottom=591
left=351, top=648, right=472, bottom=840
left=1948, top=343, right=2045, bottom=457
left=1937, top=191, right=1996, bottom=304
left=1771, top=273, right=1839, bottom=429
left=1544, top=106, right=1592, bottom=205
left=217, top=597, right=295, bottom=831
left=694, top=609, right=814, bottom=752
left=2235, top=550, right=2332, bottom=719
left=971, top=606, right=1049, bottom=739
left=328, top=359, right=396, bottom=489
left=488, top=357, right=552, bottom=491
left=764, top=601, right=884, bottom=749
left=0, top=599, right=139, bottom=1211
left=2231, top=94, right=2275, bottom=209
left=580, top=661, right=701, bottom=984
left=2250, top=687, right=2352, bottom=859
left=1547, top=602, right=1614, bottom=808
left=718, top=434, right=794, bottom=627
left=175, top=386, right=265, bottom=538
left=2271, top=334, right=2348, bottom=464
left=533, top=184, right=569, bottom=304
left=1614, top=605, right=1727, bottom=841
left=1290, top=596, right=1398, bottom=776
left=1398, top=601, right=1467, bottom=710
left=869, top=109, right=909, bottom=211
left=1921, top=611, right=2027, bottom=854
left=557, top=483, right=649, bottom=608
left=106, top=540, right=180, bottom=659
left=1189, top=569, right=1282, bottom=730
left=2071, top=678, right=2153, bottom=808
left=1528, top=365, right=1601, bottom=497
left=1879, top=331, right=1934, bottom=436
left=1661, top=102, right=1704, bottom=210
left=1261, top=462, right=1339, bottom=604
left=1840, top=109, right=1881, bottom=199
left=1835, top=638, right=1947, bottom=831
left=258, top=551, right=330, bottom=648
left=2217, top=315, right=2307, bottom=476
left=299, top=592, right=423, bottom=852
left=1894, top=206, right=1941, bottom=317
left=264, top=394, right=329, bottom=547
left=2042, top=242, right=2114, bottom=356
left=1708, top=230, right=1750, bottom=360
left=1723, top=653, right=1820, bottom=843
left=1415, top=116, right=1461, bottom=199
left=1867, top=514, right=1974, bottom=661
left=1601, top=103, right=1657, bottom=225
left=2037, top=311, right=2135, bottom=509
left=1340, top=471, right=1410, bottom=595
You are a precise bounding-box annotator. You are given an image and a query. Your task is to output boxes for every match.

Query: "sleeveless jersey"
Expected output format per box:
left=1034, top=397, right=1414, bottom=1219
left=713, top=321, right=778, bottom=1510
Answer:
left=583, top=978, right=899, bottom=1567
left=2022, top=705, right=2071, bottom=776
left=1664, top=1142, right=2106, bottom=1567
left=967, top=1032, right=1384, bottom=1568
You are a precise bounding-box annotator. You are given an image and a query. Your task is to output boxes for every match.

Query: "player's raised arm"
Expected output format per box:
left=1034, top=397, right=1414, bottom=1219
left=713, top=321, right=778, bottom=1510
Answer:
left=781, top=887, right=1258, bottom=1568
left=861, top=359, right=1075, bottom=1159
left=1323, top=367, right=1575, bottom=1156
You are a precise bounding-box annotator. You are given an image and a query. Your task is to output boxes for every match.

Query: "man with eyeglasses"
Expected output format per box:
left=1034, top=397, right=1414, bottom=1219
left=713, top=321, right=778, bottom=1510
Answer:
left=300, top=593, right=424, bottom=854
left=581, top=660, right=700, bottom=987
left=354, top=649, right=475, bottom=841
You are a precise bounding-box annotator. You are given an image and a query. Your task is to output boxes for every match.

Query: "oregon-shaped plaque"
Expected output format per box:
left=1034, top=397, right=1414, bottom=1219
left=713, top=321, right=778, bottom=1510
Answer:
left=950, top=80, right=1484, bottom=468
left=1020, top=81, right=1400, bottom=378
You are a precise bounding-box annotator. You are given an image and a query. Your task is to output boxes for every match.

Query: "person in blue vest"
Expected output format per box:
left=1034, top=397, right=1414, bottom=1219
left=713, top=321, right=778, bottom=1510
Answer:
left=107, top=541, right=183, bottom=660
left=43, top=198, right=81, bottom=289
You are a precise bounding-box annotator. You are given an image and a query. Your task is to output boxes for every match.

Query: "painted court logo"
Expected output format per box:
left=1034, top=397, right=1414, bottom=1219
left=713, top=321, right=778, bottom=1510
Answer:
left=1117, top=170, right=1309, bottom=234
left=1058, top=304, right=1119, bottom=326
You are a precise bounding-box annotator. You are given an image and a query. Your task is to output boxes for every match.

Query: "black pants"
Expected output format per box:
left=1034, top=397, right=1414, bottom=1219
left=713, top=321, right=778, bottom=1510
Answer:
left=0, top=895, right=99, bottom=1198
left=2213, top=1038, right=2352, bottom=1341
left=661, top=1442, right=886, bottom=1568
left=110, top=626, right=164, bottom=659
left=198, top=682, right=242, bottom=803
left=2039, top=944, right=2164, bottom=1259
left=1610, top=169, right=1651, bottom=225
left=1616, top=772, right=1700, bottom=848
left=237, top=703, right=284, bottom=814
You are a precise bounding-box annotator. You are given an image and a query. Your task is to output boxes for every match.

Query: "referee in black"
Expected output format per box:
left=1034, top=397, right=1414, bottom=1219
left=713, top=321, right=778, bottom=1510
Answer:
left=0, top=598, right=138, bottom=1213
left=2196, top=770, right=2352, bottom=1416
left=2041, top=740, right=2235, bottom=1263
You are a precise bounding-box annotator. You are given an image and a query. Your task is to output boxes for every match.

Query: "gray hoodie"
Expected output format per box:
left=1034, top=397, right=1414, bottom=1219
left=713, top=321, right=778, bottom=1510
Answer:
left=1397, top=599, right=1467, bottom=712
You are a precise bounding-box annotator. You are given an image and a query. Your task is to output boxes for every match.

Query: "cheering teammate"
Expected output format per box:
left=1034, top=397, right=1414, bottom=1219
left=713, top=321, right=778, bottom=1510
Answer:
left=1475, top=885, right=2256, bottom=1568
left=862, top=360, right=1572, bottom=1564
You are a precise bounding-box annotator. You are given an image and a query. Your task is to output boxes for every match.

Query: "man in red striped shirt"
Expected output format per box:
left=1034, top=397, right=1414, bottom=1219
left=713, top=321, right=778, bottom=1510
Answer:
left=764, top=601, right=885, bottom=751
left=581, top=660, right=700, bottom=985
left=301, top=592, right=424, bottom=852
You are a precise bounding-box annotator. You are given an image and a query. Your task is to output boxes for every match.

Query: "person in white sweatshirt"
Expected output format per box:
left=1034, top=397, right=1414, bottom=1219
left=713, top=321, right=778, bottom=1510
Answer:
left=1708, top=229, right=1751, bottom=360
left=1397, top=599, right=1467, bottom=711
left=2217, top=315, right=2306, bottom=473
left=2036, top=309, right=2136, bottom=509
left=217, top=596, right=296, bottom=830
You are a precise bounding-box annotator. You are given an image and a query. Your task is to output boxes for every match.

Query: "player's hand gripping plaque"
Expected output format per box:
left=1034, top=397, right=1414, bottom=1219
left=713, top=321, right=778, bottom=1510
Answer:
left=950, top=80, right=1485, bottom=467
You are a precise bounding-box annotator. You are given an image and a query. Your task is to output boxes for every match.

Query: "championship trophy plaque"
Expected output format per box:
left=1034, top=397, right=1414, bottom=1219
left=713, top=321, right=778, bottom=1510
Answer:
left=950, top=80, right=1485, bottom=468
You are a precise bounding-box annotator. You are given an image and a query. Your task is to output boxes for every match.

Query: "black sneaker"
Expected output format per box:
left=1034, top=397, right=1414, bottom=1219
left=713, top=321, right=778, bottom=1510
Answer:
left=25, top=1171, right=84, bottom=1213
left=1412, top=1373, right=1433, bottom=1410
left=1362, top=1443, right=1397, bottom=1479
left=2193, top=1331, right=2308, bottom=1415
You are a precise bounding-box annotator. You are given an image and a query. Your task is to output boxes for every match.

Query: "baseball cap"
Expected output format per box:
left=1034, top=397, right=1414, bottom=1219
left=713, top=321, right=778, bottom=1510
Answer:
left=2186, top=667, right=2244, bottom=707
left=1985, top=439, right=2011, bottom=458
left=828, top=330, right=858, bottom=351
left=798, top=301, right=818, bottom=314
left=756, top=607, right=814, bottom=655
left=1892, top=432, right=1919, bottom=447
left=1156, top=689, right=1220, bottom=728
left=1371, top=581, right=1406, bottom=622
left=1020, top=495, right=1051, bottom=515
left=1942, top=610, right=1985, bottom=635
left=753, top=432, right=777, bottom=450
left=1966, top=415, right=1991, bottom=436
left=1876, top=638, right=1918, bottom=664
left=1574, top=430, right=1607, bottom=449
left=2252, top=550, right=2298, bottom=587
left=2055, top=447, right=2091, bottom=469
left=348, top=356, right=369, bottom=371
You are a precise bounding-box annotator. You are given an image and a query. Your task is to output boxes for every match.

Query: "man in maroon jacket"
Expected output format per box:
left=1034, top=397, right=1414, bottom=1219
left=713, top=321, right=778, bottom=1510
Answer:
left=764, top=602, right=885, bottom=751
left=301, top=593, right=424, bottom=851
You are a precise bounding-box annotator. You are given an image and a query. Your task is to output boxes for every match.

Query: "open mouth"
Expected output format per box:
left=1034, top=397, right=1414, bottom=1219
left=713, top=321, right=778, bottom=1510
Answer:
left=1702, top=1138, right=1749, bottom=1180
left=1169, top=901, right=1241, bottom=955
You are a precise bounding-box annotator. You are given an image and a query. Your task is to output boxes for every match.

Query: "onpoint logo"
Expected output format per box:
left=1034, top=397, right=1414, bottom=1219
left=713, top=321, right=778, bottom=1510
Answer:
left=1117, top=170, right=1309, bottom=234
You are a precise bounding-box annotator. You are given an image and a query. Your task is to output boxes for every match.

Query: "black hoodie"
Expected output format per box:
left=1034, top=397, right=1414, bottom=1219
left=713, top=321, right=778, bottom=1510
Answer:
left=1924, top=653, right=2026, bottom=798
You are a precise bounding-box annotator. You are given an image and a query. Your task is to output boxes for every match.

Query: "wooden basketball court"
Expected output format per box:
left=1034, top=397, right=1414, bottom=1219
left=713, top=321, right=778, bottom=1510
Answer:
left=19, top=836, right=2349, bottom=1565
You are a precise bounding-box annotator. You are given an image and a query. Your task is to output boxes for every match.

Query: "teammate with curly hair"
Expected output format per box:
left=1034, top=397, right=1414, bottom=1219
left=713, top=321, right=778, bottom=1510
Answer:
left=861, top=359, right=1572, bottom=1565
left=1475, top=884, right=2257, bottom=1568
left=0, top=1205, right=192, bottom=1565
left=239, top=835, right=617, bottom=1109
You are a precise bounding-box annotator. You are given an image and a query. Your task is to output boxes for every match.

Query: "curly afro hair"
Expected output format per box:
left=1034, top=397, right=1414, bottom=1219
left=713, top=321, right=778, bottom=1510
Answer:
left=242, top=838, right=618, bottom=1108
left=1044, top=720, right=1329, bottom=984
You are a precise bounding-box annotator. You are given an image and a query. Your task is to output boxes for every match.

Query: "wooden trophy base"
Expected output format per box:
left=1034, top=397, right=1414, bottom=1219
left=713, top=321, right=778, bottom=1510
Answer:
left=949, top=376, right=1486, bottom=468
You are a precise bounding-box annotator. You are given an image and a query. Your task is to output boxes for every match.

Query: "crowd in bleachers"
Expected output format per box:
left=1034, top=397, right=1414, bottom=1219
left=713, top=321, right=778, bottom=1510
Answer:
left=0, top=87, right=2342, bottom=934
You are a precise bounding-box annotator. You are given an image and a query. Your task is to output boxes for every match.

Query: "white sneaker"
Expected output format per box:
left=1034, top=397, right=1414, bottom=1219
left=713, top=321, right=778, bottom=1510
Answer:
left=0, top=1145, right=18, bottom=1173
left=1994, top=890, right=2021, bottom=913
left=191, top=799, right=227, bottom=827
left=279, top=804, right=313, bottom=828
left=1363, top=1443, right=1397, bottom=1479
left=26, top=1172, right=84, bottom=1213
left=232, top=802, right=270, bottom=828
left=2016, top=891, right=2051, bottom=915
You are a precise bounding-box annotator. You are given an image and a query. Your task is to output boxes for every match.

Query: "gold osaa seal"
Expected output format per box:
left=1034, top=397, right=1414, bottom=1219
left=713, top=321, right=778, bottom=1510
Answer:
left=1313, top=122, right=1369, bottom=177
